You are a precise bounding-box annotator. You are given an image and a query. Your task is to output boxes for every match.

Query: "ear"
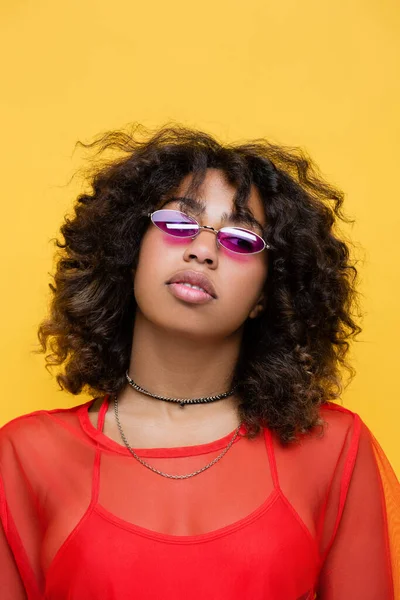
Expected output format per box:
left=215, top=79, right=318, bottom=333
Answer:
left=248, top=293, right=267, bottom=319
left=248, top=304, right=264, bottom=319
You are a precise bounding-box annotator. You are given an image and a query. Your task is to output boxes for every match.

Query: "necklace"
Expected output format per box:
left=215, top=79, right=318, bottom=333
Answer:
left=113, top=395, right=244, bottom=479
left=125, top=370, right=238, bottom=408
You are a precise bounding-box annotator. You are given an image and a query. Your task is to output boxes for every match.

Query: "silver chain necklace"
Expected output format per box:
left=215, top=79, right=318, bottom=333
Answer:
left=112, top=372, right=243, bottom=479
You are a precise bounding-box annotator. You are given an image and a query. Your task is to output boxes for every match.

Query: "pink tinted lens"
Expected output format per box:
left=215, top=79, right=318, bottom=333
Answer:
left=152, top=210, right=199, bottom=237
left=218, top=227, right=265, bottom=254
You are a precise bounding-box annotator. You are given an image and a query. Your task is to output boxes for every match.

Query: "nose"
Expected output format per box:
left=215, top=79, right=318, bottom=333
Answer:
left=183, top=227, right=219, bottom=265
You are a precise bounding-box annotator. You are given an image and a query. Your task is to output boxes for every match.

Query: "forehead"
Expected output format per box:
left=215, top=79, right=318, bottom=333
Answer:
left=160, top=169, right=266, bottom=232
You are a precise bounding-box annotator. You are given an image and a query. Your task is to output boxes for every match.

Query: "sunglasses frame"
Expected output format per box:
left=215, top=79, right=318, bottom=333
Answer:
left=147, top=209, right=270, bottom=255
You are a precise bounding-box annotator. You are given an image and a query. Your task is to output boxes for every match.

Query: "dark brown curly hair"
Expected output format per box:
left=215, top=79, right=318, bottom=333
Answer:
left=34, top=122, right=364, bottom=445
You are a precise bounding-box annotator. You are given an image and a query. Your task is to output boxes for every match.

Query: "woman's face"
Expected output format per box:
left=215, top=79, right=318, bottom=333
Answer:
left=132, top=168, right=269, bottom=340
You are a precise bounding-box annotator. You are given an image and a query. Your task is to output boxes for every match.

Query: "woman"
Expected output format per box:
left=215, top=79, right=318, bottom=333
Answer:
left=0, top=124, right=399, bottom=599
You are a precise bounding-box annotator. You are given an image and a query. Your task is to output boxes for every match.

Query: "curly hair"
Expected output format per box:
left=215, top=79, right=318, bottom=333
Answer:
left=34, top=122, right=364, bottom=445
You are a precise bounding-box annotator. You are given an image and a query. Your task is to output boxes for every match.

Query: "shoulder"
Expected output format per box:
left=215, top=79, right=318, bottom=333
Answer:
left=301, top=401, right=373, bottom=467
left=318, top=400, right=361, bottom=432
left=269, top=402, right=368, bottom=513
left=273, top=401, right=363, bottom=454
left=319, top=399, right=358, bottom=417
left=0, top=398, right=95, bottom=456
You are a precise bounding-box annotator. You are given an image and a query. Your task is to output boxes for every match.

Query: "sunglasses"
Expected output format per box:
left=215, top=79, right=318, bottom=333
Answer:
left=148, top=209, right=270, bottom=255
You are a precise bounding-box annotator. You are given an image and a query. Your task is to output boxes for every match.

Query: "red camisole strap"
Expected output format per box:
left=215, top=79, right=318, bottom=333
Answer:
left=91, top=394, right=110, bottom=504
left=96, top=394, right=110, bottom=432
left=264, top=428, right=280, bottom=490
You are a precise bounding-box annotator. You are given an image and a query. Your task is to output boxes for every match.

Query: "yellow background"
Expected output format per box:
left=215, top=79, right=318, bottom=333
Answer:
left=1, top=1, right=399, bottom=474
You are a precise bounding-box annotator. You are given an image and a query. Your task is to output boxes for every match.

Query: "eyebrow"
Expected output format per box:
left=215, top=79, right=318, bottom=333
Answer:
left=159, top=196, right=265, bottom=234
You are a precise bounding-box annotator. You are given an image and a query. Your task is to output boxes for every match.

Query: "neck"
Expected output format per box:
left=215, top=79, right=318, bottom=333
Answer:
left=116, top=309, right=243, bottom=427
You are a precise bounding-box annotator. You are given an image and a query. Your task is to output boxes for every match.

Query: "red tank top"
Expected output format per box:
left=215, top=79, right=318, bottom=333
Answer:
left=0, top=395, right=399, bottom=599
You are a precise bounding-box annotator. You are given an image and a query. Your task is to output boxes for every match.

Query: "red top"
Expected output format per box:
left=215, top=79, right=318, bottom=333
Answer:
left=0, top=395, right=399, bottom=599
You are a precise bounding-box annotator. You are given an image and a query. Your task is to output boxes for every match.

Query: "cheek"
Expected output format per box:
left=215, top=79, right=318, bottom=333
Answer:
left=133, top=235, right=162, bottom=296
left=229, top=268, right=266, bottom=309
left=224, top=255, right=267, bottom=296
left=217, top=260, right=267, bottom=325
left=136, top=229, right=169, bottom=268
left=137, top=233, right=159, bottom=268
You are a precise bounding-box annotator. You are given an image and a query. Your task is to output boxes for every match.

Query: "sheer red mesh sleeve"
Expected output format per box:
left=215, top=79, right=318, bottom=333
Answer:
left=0, top=422, right=45, bottom=600
left=370, top=428, right=400, bottom=597
left=316, top=416, right=400, bottom=599
left=0, top=481, right=28, bottom=600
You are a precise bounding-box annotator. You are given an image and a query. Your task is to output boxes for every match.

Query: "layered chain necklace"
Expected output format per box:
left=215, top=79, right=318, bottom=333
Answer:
left=112, top=369, right=243, bottom=479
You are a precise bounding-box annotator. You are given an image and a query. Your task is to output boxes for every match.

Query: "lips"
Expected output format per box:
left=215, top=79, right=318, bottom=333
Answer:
left=166, top=269, right=217, bottom=299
